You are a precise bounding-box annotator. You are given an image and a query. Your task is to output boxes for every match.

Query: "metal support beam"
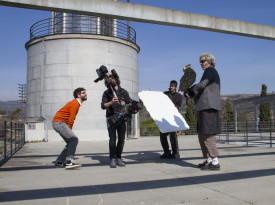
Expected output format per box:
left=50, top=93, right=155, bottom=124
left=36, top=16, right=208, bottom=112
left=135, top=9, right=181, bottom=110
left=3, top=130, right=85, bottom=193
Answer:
left=1, top=0, right=275, bottom=40
left=232, top=94, right=275, bottom=105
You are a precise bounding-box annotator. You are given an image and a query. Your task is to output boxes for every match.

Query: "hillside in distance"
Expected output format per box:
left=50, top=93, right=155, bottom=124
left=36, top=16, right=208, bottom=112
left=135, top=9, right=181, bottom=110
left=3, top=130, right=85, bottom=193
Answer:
left=0, top=101, right=26, bottom=113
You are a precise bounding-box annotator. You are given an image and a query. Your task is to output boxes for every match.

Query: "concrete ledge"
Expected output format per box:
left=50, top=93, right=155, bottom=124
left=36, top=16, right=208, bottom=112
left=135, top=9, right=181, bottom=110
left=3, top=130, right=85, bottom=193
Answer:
left=25, top=34, right=140, bottom=52
left=1, top=0, right=275, bottom=40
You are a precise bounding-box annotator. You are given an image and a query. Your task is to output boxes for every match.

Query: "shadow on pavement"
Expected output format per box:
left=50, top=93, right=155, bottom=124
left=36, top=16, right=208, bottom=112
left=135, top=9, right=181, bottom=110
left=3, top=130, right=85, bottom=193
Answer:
left=0, top=168, right=275, bottom=202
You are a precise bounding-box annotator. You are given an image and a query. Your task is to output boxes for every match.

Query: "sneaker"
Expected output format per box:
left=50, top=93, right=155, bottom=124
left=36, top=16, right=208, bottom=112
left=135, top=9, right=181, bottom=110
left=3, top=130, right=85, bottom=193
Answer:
left=116, top=158, right=126, bottom=167
left=65, top=160, right=82, bottom=170
left=200, top=162, right=220, bottom=171
left=159, top=153, right=171, bottom=159
left=169, top=153, right=180, bottom=159
left=198, top=160, right=208, bottom=168
left=110, top=158, right=117, bottom=168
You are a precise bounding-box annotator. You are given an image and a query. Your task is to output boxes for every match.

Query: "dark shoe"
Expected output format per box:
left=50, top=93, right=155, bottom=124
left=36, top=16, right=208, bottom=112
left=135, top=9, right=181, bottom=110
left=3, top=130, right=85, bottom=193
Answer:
left=169, top=153, right=180, bottom=159
left=65, top=160, right=81, bottom=169
left=110, top=159, right=117, bottom=168
left=160, top=153, right=171, bottom=159
left=54, top=161, right=64, bottom=167
left=198, top=160, right=208, bottom=168
left=201, top=162, right=220, bottom=171
left=116, top=158, right=126, bottom=167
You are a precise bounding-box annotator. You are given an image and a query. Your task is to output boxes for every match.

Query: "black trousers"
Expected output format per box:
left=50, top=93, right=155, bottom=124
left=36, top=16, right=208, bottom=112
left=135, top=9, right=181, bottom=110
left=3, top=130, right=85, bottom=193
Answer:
left=107, top=122, right=126, bottom=159
left=160, top=132, right=179, bottom=154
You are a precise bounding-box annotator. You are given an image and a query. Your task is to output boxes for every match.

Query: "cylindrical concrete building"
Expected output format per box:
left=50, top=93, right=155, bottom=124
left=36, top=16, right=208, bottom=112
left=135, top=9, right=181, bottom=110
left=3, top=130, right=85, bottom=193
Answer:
left=25, top=13, right=140, bottom=141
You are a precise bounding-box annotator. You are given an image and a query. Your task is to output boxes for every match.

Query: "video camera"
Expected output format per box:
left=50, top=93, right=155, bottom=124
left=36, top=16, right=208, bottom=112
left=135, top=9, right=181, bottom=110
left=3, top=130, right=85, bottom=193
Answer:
left=94, top=65, right=119, bottom=84
left=107, top=100, right=142, bottom=128
left=94, top=65, right=142, bottom=127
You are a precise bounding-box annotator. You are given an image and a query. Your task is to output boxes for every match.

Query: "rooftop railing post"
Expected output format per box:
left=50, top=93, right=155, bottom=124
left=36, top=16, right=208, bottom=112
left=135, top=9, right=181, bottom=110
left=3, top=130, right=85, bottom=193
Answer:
left=270, top=119, right=272, bottom=148
left=10, top=122, right=13, bottom=156
left=4, top=121, right=7, bottom=160
left=233, top=104, right=237, bottom=134
left=226, top=121, right=229, bottom=144
left=18, top=123, right=21, bottom=149
left=14, top=123, right=17, bottom=151
left=248, top=121, right=250, bottom=147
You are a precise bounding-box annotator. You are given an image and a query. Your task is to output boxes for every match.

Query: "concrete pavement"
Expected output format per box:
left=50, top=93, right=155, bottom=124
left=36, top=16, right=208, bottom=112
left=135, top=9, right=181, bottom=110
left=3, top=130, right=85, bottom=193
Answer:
left=0, top=135, right=275, bottom=205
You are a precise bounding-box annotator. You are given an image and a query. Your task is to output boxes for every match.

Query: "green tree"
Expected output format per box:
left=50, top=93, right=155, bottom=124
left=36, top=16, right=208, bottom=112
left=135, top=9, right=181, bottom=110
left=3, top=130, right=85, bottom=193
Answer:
left=184, top=99, right=197, bottom=135
left=0, top=110, right=6, bottom=115
left=222, top=99, right=234, bottom=123
left=259, top=84, right=271, bottom=130
left=10, top=108, right=23, bottom=120
left=140, top=118, right=159, bottom=136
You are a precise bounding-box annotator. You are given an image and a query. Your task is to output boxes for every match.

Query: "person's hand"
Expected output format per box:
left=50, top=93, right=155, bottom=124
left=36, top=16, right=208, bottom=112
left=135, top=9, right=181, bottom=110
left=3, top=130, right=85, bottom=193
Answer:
left=112, top=97, right=119, bottom=104
left=120, top=100, right=125, bottom=106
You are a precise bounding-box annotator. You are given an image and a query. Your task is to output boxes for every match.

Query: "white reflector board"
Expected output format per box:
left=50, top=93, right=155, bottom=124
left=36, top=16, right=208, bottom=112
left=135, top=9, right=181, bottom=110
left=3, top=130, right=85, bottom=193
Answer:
left=138, top=91, right=189, bottom=133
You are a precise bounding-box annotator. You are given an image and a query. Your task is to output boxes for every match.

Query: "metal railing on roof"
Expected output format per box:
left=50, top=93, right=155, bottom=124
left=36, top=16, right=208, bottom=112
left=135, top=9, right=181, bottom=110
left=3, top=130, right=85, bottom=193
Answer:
left=140, top=120, right=275, bottom=147
left=0, top=120, right=25, bottom=166
left=29, top=15, right=137, bottom=44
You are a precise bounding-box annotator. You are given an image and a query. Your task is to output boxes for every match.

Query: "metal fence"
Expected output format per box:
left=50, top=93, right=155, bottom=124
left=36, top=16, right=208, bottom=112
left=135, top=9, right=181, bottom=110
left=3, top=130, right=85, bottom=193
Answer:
left=140, top=120, right=275, bottom=147
left=0, top=120, right=25, bottom=166
left=217, top=120, right=274, bottom=147
left=29, top=14, right=137, bottom=44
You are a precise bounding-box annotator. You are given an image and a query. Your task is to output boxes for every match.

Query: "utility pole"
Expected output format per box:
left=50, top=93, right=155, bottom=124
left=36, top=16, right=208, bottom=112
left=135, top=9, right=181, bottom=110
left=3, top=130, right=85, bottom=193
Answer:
left=18, top=84, right=26, bottom=103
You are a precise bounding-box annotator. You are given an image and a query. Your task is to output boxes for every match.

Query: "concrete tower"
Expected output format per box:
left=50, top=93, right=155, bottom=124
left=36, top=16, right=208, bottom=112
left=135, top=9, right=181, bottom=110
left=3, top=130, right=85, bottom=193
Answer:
left=25, top=6, right=140, bottom=141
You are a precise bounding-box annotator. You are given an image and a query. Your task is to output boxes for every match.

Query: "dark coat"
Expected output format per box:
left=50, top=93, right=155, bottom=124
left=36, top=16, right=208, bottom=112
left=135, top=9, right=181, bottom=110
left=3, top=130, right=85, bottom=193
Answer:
left=101, top=87, right=132, bottom=117
left=192, top=66, right=221, bottom=111
left=163, top=90, right=182, bottom=109
left=192, top=66, right=221, bottom=134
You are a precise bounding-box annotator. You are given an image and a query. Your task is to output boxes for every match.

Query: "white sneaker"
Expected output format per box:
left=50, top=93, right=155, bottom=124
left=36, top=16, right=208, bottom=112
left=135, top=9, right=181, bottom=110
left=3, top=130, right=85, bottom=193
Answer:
left=65, top=160, right=82, bottom=169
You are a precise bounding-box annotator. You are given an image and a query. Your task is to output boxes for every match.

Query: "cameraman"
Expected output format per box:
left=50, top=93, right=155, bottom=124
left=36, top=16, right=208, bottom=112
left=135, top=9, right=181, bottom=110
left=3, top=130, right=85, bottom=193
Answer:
left=101, top=74, right=132, bottom=168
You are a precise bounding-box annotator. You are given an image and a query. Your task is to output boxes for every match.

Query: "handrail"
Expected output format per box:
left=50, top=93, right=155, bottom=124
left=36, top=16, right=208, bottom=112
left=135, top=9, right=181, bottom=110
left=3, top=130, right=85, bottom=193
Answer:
left=140, top=119, right=274, bottom=147
left=28, top=15, right=137, bottom=44
left=0, top=120, right=25, bottom=166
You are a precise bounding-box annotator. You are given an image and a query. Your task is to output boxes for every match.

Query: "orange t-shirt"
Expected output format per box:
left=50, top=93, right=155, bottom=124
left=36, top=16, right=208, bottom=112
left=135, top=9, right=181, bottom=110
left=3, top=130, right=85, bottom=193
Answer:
left=52, top=99, right=80, bottom=129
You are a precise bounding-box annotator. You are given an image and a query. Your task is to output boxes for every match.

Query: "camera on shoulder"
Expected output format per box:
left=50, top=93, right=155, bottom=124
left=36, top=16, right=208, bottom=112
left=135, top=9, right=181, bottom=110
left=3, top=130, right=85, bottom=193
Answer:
left=94, top=65, right=143, bottom=128
left=107, top=100, right=142, bottom=128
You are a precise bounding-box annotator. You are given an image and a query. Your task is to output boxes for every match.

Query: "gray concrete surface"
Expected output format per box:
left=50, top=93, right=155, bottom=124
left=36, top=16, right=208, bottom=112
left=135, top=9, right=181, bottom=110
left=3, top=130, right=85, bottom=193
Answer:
left=1, top=0, right=275, bottom=40
left=0, top=135, right=275, bottom=205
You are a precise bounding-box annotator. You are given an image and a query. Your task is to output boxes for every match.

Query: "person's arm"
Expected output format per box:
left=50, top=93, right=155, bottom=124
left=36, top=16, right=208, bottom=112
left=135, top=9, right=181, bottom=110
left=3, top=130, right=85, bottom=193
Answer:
left=192, top=68, right=213, bottom=96
left=67, top=101, right=79, bottom=129
left=120, top=90, right=132, bottom=105
left=104, top=97, right=119, bottom=108
left=176, top=94, right=182, bottom=109
left=101, top=91, right=119, bottom=109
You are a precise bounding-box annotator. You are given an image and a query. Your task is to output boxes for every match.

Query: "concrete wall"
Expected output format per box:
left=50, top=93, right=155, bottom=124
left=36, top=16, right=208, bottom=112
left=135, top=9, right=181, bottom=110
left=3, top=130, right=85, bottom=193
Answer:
left=25, top=34, right=140, bottom=141
left=25, top=122, right=45, bottom=142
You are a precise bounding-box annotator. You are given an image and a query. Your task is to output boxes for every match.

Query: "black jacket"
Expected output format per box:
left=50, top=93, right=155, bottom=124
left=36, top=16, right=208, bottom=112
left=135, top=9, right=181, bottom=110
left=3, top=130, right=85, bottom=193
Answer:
left=101, top=87, right=132, bottom=117
left=192, top=66, right=221, bottom=111
left=164, top=90, right=182, bottom=109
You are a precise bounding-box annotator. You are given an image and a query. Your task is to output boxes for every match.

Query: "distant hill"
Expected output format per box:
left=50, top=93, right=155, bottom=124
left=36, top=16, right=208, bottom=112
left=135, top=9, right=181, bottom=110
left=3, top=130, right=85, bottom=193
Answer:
left=0, top=101, right=26, bottom=113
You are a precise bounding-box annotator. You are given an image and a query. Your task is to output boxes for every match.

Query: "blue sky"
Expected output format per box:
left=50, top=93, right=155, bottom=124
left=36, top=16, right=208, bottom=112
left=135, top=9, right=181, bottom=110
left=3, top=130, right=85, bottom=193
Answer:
left=1, top=0, right=275, bottom=101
